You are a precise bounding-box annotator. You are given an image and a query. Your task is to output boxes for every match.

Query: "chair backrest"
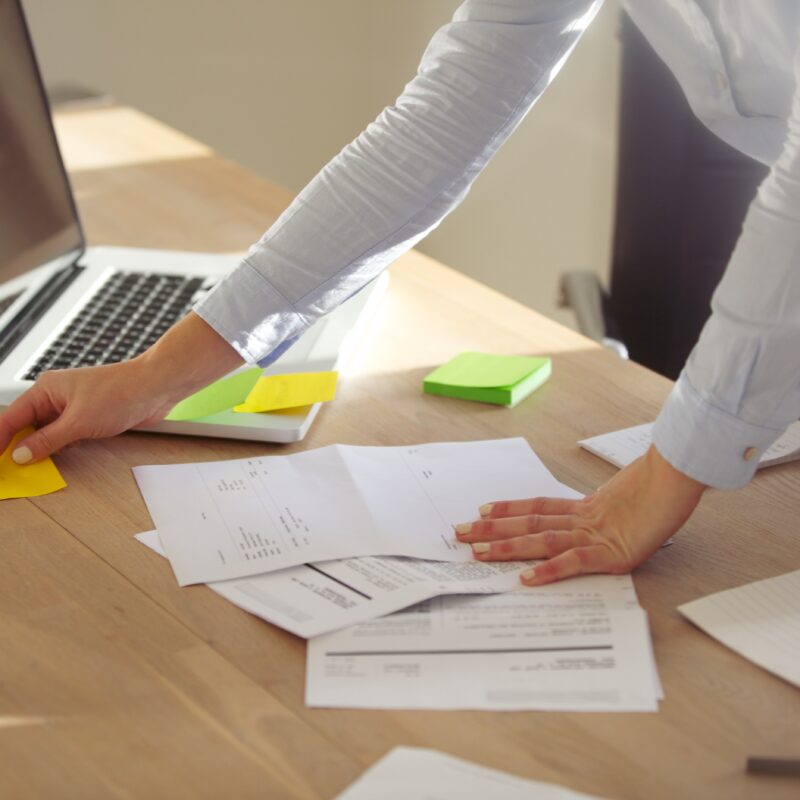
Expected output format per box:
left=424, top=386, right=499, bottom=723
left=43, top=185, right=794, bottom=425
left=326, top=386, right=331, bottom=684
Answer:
left=608, top=12, right=768, bottom=379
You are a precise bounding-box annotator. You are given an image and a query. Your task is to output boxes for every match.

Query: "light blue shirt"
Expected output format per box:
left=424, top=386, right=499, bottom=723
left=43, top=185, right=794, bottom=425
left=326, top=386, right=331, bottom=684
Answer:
left=195, top=0, right=800, bottom=491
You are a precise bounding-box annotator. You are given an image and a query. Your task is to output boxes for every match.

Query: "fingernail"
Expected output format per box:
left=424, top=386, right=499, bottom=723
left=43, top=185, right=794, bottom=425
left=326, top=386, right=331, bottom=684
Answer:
left=454, top=523, right=472, bottom=536
left=479, top=503, right=493, bottom=517
left=471, top=542, right=490, bottom=554
left=520, top=568, right=537, bottom=582
left=12, top=446, right=32, bottom=465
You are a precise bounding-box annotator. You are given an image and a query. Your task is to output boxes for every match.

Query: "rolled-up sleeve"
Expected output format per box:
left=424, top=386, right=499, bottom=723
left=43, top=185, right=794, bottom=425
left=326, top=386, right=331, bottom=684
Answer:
left=654, top=34, right=800, bottom=489
left=195, top=0, right=603, bottom=364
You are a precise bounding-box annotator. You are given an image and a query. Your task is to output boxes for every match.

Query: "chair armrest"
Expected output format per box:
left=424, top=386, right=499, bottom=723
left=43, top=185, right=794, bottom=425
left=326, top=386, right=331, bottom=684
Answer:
left=558, top=271, right=629, bottom=359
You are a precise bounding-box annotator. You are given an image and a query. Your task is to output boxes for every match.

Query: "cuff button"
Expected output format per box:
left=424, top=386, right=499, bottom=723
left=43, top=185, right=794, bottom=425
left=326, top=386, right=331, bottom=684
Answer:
left=743, top=446, right=758, bottom=462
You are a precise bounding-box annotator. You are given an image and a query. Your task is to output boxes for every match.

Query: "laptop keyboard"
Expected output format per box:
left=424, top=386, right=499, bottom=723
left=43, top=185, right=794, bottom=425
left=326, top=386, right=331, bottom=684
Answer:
left=24, top=271, right=210, bottom=380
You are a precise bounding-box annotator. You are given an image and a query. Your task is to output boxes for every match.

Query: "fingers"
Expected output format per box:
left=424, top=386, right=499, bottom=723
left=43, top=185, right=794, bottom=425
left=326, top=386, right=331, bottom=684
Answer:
left=455, top=513, right=576, bottom=542
left=0, top=385, right=60, bottom=457
left=519, top=545, right=616, bottom=586
left=479, top=496, right=581, bottom=519
left=471, top=529, right=589, bottom=561
left=0, top=396, right=38, bottom=453
left=10, top=415, right=77, bottom=463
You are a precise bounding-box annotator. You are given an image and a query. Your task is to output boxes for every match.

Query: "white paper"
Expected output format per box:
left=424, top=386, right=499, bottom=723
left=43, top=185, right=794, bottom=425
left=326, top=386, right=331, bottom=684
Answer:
left=307, top=583, right=661, bottom=712
left=133, top=438, right=580, bottom=586
left=136, top=530, right=543, bottom=638
left=335, top=747, right=604, bottom=800
left=579, top=420, right=800, bottom=470
left=679, top=569, right=800, bottom=688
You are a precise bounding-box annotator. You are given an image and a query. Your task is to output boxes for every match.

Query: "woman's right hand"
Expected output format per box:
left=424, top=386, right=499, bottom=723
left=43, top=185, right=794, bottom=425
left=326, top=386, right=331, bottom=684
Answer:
left=0, top=311, right=243, bottom=464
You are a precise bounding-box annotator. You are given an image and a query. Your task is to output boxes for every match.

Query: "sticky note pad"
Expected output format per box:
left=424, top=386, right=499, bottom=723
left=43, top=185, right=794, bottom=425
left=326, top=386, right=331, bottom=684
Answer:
left=234, top=371, right=337, bottom=414
left=166, top=368, right=263, bottom=421
left=0, top=427, right=66, bottom=500
left=423, top=352, right=551, bottom=407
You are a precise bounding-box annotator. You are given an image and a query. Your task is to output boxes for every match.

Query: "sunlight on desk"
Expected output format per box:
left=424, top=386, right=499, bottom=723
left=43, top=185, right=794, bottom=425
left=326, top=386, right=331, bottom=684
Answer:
left=0, top=717, right=48, bottom=730
left=53, top=106, right=212, bottom=171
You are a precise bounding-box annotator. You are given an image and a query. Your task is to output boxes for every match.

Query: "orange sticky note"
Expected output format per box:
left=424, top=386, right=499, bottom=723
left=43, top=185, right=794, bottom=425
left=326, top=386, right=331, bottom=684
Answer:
left=0, top=427, right=66, bottom=500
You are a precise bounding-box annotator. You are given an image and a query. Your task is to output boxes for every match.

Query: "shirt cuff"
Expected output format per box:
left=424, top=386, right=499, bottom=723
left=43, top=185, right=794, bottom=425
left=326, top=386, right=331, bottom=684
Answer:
left=193, top=259, right=308, bottom=364
left=653, top=371, right=786, bottom=490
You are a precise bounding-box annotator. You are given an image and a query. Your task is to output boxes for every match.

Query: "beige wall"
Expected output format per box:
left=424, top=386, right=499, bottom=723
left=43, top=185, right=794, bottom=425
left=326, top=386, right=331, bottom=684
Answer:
left=24, top=0, right=621, bottom=328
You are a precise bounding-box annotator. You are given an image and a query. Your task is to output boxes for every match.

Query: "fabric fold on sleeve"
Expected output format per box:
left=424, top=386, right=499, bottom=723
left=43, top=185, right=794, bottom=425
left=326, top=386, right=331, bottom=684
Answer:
left=655, top=32, right=800, bottom=489
left=194, top=0, right=604, bottom=364
left=654, top=372, right=787, bottom=489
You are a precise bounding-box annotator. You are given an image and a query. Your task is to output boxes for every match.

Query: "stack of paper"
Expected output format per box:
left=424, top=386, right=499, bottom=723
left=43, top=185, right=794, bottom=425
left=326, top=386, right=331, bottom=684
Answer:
left=135, top=530, right=542, bottom=638
left=132, top=438, right=576, bottom=586
left=133, top=437, right=662, bottom=712
left=335, top=747, right=603, bottom=799
left=579, top=420, right=800, bottom=470
left=679, top=569, right=800, bottom=688
left=423, top=352, right=551, bottom=407
left=307, top=581, right=662, bottom=712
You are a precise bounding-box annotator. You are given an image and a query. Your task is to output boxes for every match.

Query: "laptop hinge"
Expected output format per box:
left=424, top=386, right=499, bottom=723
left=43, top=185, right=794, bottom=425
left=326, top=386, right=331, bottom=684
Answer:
left=0, top=260, right=86, bottom=366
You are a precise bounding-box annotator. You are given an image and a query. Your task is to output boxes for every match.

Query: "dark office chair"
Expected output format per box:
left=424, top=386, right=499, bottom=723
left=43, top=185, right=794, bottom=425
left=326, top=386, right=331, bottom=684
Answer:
left=561, top=11, right=769, bottom=379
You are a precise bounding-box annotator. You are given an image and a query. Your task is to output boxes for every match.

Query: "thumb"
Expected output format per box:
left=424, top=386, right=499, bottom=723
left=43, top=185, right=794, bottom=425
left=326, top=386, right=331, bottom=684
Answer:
left=12, top=416, right=78, bottom=464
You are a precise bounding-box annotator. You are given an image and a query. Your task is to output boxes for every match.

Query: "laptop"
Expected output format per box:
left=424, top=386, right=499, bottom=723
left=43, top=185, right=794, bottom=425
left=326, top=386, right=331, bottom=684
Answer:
left=0, top=0, right=385, bottom=443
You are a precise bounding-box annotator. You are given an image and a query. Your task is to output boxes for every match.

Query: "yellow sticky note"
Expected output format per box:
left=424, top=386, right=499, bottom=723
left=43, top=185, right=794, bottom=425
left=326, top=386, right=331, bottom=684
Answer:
left=0, top=427, right=66, bottom=500
left=166, top=368, right=263, bottom=421
left=234, top=372, right=338, bottom=414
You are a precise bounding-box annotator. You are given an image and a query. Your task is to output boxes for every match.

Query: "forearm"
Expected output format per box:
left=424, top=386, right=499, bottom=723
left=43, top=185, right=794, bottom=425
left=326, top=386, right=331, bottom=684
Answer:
left=196, top=0, right=604, bottom=364
left=654, top=36, right=800, bottom=489
left=134, top=311, right=244, bottom=405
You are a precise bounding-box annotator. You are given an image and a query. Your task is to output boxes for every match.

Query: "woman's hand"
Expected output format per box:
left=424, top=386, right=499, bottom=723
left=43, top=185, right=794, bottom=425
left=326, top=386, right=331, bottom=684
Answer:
left=455, top=444, right=706, bottom=586
left=0, top=312, right=243, bottom=463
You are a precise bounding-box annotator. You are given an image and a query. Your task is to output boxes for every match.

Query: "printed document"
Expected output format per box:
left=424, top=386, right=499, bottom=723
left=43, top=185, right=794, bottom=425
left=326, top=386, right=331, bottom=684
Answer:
left=307, top=582, right=662, bottom=712
left=133, top=438, right=579, bottom=586
left=679, top=569, right=800, bottom=688
left=579, top=421, right=800, bottom=470
left=136, top=530, right=539, bottom=638
left=335, top=747, right=603, bottom=800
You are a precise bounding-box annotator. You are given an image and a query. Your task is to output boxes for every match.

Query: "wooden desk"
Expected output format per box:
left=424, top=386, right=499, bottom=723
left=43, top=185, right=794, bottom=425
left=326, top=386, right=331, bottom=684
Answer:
left=2, top=106, right=798, bottom=800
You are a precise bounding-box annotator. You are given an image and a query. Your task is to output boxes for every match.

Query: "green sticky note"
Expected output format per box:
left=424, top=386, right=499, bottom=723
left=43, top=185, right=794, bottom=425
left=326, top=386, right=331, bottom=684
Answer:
left=423, top=352, right=551, bottom=407
left=166, top=368, right=263, bottom=421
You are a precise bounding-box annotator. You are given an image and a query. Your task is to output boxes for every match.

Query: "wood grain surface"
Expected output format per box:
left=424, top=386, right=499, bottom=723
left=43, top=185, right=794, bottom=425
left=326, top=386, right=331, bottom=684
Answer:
left=1, top=105, right=798, bottom=800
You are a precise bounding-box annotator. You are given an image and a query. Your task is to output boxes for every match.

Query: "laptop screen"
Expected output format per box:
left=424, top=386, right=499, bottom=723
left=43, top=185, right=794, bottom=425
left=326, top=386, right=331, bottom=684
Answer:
left=0, top=0, right=82, bottom=288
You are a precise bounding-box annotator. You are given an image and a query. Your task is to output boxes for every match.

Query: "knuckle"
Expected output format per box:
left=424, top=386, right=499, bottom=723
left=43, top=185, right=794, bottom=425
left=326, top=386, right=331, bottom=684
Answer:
left=535, top=559, right=556, bottom=577
left=34, top=427, right=55, bottom=454
left=491, top=501, right=509, bottom=517
left=497, top=539, right=516, bottom=556
left=525, top=514, right=541, bottom=534
left=35, top=370, right=54, bottom=388
left=542, top=530, right=560, bottom=555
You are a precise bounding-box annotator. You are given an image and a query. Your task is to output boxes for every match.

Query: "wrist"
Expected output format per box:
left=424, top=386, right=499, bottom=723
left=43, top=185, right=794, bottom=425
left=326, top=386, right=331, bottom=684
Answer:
left=646, top=443, right=707, bottom=500
left=135, top=311, right=245, bottom=405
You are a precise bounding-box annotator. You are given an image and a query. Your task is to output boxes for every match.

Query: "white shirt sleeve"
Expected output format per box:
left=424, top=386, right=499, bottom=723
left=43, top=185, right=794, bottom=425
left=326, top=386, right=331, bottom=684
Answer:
left=653, top=33, right=800, bottom=490
left=194, top=0, right=603, bottom=364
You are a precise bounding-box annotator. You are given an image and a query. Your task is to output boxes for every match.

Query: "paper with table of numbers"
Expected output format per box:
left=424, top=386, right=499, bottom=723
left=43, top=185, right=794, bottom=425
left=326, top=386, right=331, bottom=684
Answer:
left=335, top=747, right=604, bottom=800
left=133, top=438, right=580, bottom=586
left=136, top=529, right=542, bottom=638
left=579, top=420, right=800, bottom=470
left=679, top=569, right=800, bottom=688
left=307, top=581, right=662, bottom=712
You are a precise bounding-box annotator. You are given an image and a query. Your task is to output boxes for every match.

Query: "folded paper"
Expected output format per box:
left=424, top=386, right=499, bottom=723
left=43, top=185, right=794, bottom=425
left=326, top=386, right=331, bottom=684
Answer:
left=423, top=352, right=551, bottom=407
left=0, top=427, right=66, bottom=500
left=234, top=371, right=337, bottom=414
